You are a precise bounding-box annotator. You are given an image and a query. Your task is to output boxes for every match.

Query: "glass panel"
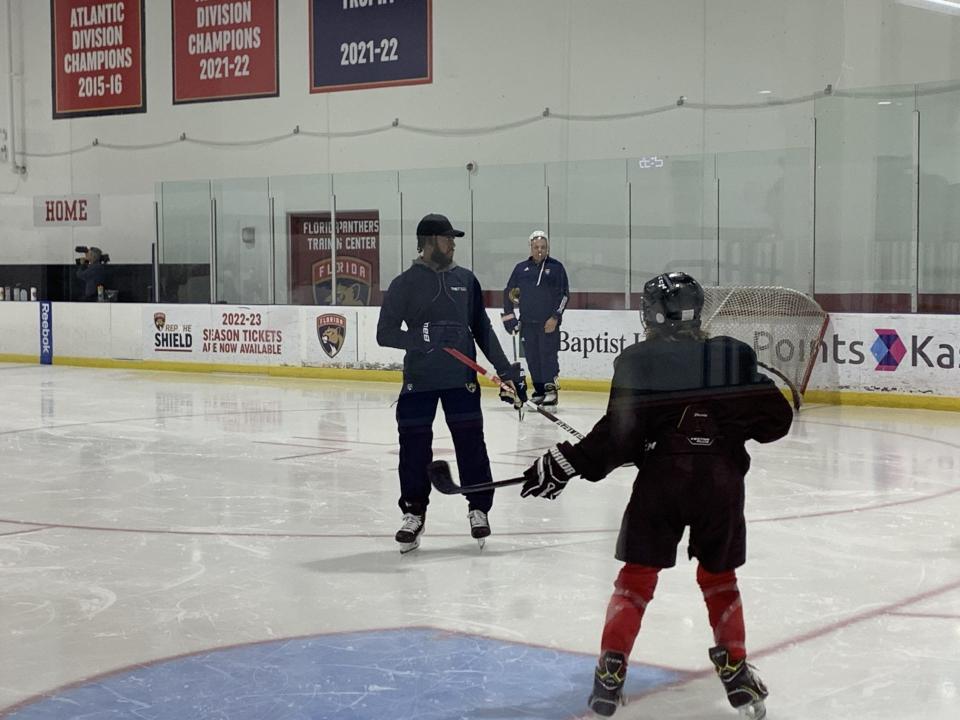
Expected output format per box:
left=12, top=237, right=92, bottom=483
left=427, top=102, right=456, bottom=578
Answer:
left=211, top=177, right=271, bottom=305
left=468, top=162, right=547, bottom=297
left=268, top=173, right=332, bottom=305
left=70, top=190, right=153, bottom=303
left=814, top=86, right=916, bottom=305
left=917, top=82, right=960, bottom=312
left=398, top=167, right=470, bottom=270
left=717, top=147, right=813, bottom=291
left=546, top=159, right=628, bottom=308
left=157, top=180, right=211, bottom=303
left=332, top=170, right=400, bottom=305
left=629, top=153, right=715, bottom=294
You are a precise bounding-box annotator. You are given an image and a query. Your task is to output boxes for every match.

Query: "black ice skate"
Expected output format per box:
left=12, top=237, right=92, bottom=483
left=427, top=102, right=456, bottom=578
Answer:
left=395, top=512, right=425, bottom=554
left=709, top=646, right=768, bottom=719
left=467, top=509, right=490, bottom=549
left=542, top=382, right=558, bottom=408
left=588, top=650, right=627, bottom=717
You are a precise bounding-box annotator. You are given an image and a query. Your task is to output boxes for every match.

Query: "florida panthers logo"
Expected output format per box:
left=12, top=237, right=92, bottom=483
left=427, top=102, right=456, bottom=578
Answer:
left=317, top=314, right=347, bottom=358
left=312, top=257, right=372, bottom=306
left=153, top=312, right=166, bottom=331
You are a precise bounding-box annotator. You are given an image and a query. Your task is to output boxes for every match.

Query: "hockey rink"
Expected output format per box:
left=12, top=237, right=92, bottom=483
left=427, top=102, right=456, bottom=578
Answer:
left=0, top=363, right=957, bottom=720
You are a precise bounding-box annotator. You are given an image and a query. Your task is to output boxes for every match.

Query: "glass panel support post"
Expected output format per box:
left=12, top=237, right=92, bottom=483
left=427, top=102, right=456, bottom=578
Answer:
left=911, top=106, right=920, bottom=313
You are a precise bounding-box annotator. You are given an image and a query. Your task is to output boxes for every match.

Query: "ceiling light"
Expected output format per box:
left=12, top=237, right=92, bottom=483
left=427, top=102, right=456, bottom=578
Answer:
left=897, top=0, right=960, bottom=16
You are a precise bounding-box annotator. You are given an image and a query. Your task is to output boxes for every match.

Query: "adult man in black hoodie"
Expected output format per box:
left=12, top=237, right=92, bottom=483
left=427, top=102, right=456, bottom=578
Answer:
left=377, top=213, right=526, bottom=553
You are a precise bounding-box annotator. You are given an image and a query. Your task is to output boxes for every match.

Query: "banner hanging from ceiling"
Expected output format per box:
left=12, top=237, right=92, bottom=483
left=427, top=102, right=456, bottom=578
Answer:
left=50, top=0, right=146, bottom=118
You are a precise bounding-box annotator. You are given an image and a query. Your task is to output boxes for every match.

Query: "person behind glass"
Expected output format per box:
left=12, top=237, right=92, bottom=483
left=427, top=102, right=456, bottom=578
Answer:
left=519, top=272, right=793, bottom=718
left=376, top=213, right=527, bottom=554
left=76, top=247, right=110, bottom=301
left=501, top=230, right=568, bottom=407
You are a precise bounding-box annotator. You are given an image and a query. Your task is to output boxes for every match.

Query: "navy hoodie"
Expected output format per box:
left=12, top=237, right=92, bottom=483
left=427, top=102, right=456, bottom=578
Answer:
left=377, top=259, right=511, bottom=391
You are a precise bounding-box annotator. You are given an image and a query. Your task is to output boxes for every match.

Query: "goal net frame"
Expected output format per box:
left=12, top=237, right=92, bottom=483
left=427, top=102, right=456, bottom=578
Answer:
left=700, top=286, right=830, bottom=409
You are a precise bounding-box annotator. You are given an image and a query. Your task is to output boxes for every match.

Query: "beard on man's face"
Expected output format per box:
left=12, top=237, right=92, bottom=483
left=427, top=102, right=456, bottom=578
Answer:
left=430, top=246, right=452, bottom=269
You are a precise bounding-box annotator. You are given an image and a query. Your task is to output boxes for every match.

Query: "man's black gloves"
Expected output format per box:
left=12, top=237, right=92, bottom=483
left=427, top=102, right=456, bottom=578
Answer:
left=414, top=321, right=468, bottom=353
left=498, top=363, right=528, bottom=409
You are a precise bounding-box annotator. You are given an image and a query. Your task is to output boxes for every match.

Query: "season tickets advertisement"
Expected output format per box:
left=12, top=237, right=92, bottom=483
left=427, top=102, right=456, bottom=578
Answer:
left=144, top=305, right=300, bottom=366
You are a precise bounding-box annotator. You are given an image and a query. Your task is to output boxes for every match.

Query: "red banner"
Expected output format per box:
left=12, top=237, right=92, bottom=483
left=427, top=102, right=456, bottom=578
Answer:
left=50, top=0, right=145, bottom=118
left=172, top=0, right=279, bottom=104
left=288, top=211, right=381, bottom=306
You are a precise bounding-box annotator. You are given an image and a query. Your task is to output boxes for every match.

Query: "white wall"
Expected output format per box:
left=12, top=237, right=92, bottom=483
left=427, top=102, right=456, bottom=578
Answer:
left=2, top=0, right=960, bottom=265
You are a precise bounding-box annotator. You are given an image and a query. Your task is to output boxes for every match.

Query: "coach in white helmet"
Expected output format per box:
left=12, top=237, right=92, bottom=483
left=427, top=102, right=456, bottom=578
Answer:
left=500, top=230, right=569, bottom=406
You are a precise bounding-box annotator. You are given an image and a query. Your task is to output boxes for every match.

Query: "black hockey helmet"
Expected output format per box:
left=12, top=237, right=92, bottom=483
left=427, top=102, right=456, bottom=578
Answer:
left=640, top=272, right=705, bottom=331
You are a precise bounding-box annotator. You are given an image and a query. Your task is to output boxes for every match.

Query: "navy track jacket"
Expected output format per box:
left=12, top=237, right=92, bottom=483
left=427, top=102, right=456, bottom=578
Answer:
left=502, top=256, right=569, bottom=324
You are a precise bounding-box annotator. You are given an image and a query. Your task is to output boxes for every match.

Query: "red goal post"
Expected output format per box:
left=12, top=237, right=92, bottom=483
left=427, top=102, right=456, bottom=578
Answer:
left=701, top=286, right=830, bottom=409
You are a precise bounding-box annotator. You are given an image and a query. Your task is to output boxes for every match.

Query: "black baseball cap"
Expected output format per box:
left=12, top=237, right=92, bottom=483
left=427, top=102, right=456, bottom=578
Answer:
left=416, top=213, right=464, bottom=238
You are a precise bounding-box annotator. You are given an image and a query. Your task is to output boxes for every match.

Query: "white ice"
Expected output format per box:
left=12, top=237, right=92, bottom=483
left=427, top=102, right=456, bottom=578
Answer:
left=0, top=363, right=958, bottom=719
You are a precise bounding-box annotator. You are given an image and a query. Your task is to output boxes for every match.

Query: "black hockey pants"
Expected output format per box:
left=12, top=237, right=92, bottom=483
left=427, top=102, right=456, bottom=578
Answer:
left=521, top=321, right=561, bottom=393
left=395, top=384, right=495, bottom=514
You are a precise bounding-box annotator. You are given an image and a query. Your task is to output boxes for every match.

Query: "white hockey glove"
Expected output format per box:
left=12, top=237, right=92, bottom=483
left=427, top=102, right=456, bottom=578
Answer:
left=521, top=443, right=578, bottom=500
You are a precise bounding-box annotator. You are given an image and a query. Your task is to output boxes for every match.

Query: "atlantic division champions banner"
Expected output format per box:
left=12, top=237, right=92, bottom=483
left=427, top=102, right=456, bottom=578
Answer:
left=309, top=0, right=432, bottom=93
left=172, top=0, right=279, bottom=104
left=50, top=0, right=146, bottom=118
left=288, top=211, right=381, bottom=306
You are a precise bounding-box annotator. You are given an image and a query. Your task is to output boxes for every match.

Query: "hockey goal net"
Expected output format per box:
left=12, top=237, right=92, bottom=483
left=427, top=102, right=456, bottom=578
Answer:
left=701, top=286, right=830, bottom=409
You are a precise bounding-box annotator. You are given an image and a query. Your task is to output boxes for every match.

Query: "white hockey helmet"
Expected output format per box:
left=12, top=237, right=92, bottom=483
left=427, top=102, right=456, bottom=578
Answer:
left=529, top=230, right=548, bottom=243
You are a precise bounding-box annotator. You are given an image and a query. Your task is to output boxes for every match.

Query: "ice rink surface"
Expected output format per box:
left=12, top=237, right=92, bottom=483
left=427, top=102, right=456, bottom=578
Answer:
left=0, top=363, right=957, bottom=719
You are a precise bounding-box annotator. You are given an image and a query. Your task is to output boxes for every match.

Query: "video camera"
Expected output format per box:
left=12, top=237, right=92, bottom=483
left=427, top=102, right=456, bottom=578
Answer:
left=75, top=246, right=110, bottom=265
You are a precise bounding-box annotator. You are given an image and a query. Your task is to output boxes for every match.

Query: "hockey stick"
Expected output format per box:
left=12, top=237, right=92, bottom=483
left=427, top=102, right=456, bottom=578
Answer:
left=757, top=361, right=801, bottom=411
left=429, top=459, right=525, bottom=495
left=442, top=347, right=585, bottom=440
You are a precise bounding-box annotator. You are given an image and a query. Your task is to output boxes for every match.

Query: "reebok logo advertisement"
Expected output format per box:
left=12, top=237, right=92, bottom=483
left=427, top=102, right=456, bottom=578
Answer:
left=39, top=301, right=53, bottom=365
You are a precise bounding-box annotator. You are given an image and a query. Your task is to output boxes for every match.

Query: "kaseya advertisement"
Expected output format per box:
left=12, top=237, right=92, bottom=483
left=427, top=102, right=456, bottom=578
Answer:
left=287, top=211, right=381, bottom=306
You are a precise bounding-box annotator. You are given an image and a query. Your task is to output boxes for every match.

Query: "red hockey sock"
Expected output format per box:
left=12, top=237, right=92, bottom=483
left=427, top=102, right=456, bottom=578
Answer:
left=599, top=564, right=660, bottom=658
left=697, top=565, right=746, bottom=661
